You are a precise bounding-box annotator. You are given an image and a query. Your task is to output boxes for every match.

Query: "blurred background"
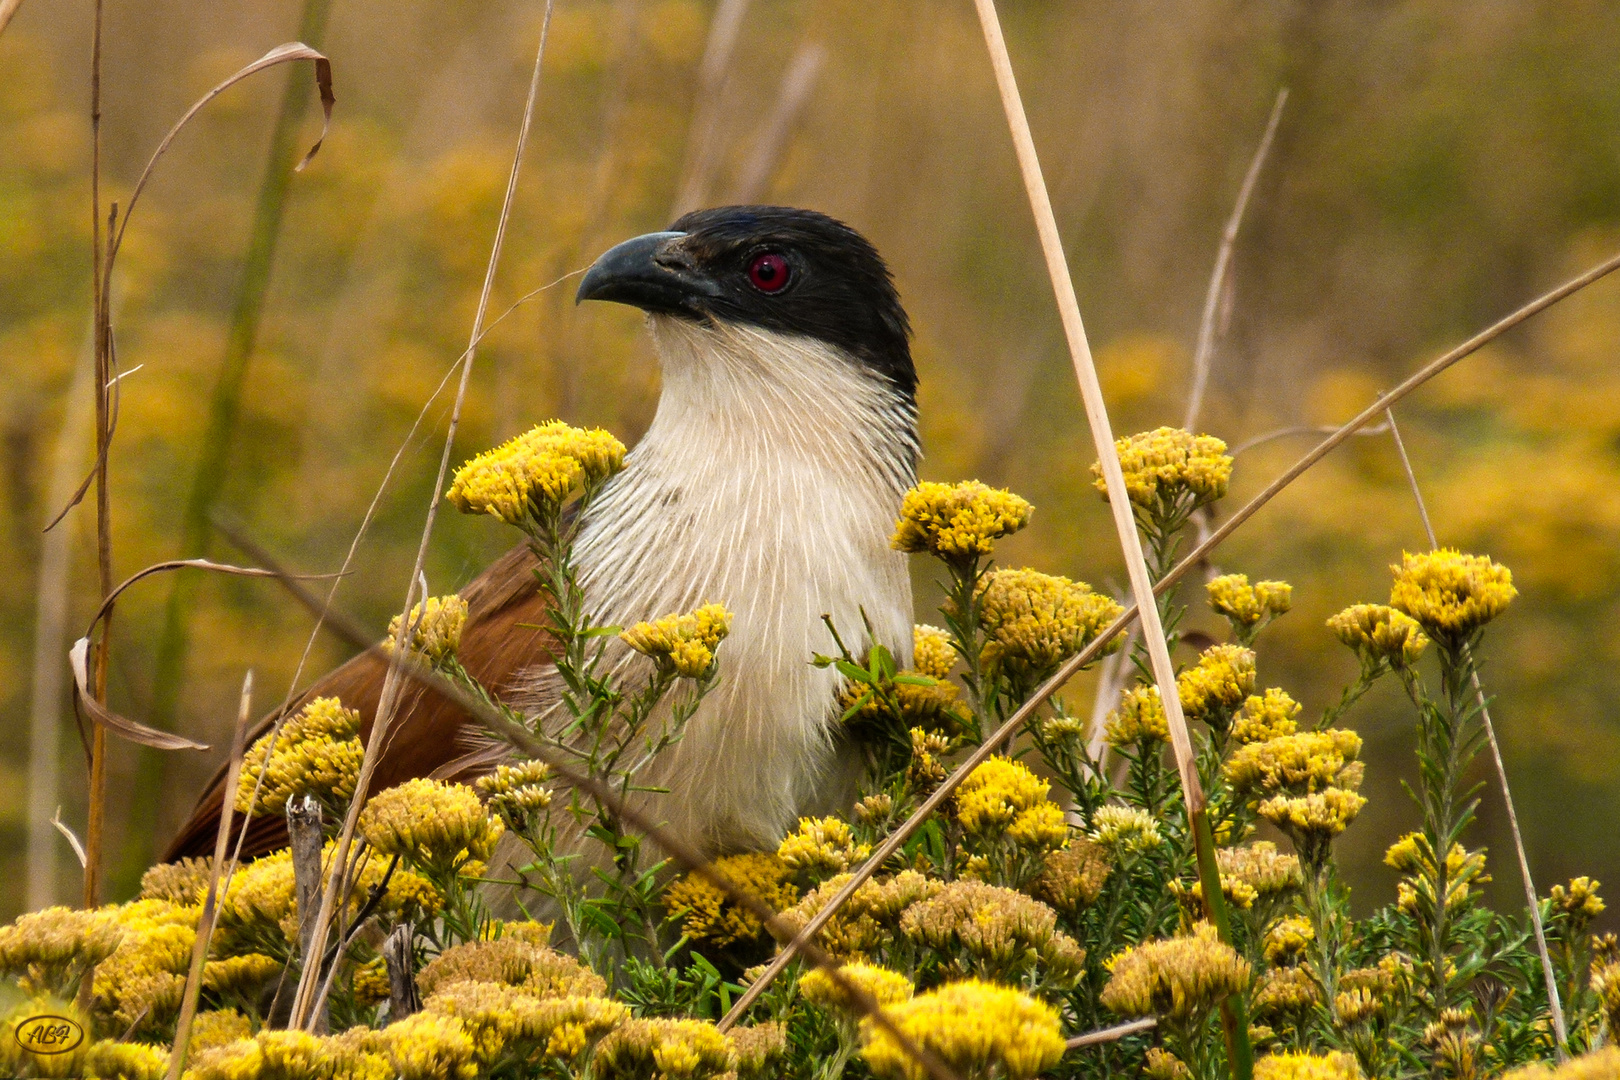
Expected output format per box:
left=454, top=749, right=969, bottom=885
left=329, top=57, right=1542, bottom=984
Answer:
left=1, top=0, right=1617, bottom=924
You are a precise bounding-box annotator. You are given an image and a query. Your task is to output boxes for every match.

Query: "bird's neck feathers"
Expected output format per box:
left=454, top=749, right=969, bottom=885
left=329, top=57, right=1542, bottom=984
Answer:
left=566, top=316, right=918, bottom=852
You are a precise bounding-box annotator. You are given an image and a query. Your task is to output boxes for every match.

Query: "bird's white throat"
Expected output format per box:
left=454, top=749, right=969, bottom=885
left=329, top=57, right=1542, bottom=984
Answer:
left=569, top=315, right=917, bottom=853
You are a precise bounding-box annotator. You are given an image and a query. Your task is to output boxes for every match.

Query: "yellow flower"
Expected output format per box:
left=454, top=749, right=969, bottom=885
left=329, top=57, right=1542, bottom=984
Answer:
left=1177, top=644, right=1257, bottom=727
left=621, top=603, right=732, bottom=679
left=234, top=696, right=364, bottom=818
left=1104, top=684, right=1169, bottom=748
left=422, top=982, right=627, bottom=1066
left=379, top=1012, right=479, bottom=1080
left=1145, top=1048, right=1192, bottom=1080
left=779, top=871, right=942, bottom=962
left=1591, top=962, right=1620, bottom=1034
left=1219, top=842, right=1302, bottom=900
left=778, top=818, right=870, bottom=880
left=727, top=1022, right=787, bottom=1080
left=138, top=856, right=213, bottom=906
left=1207, top=574, right=1293, bottom=629
left=0, top=905, right=123, bottom=997
left=1094, top=427, right=1232, bottom=509
left=1251, top=967, right=1322, bottom=1018
left=1388, top=837, right=1489, bottom=915
left=899, top=880, right=1084, bottom=987
left=1100, top=923, right=1251, bottom=1023
left=890, top=481, right=1033, bottom=562
left=91, top=899, right=200, bottom=1034
left=416, top=935, right=605, bottom=1000
left=1263, top=916, right=1315, bottom=966
left=384, top=594, right=469, bottom=664
left=859, top=980, right=1065, bottom=1080
left=906, top=728, right=951, bottom=793
left=663, top=853, right=799, bottom=948
left=594, top=1018, right=735, bottom=1080
left=1388, top=549, right=1516, bottom=640
left=475, top=760, right=554, bottom=832
left=1550, top=877, right=1605, bottom=922
left=798, top=962, right=914, bottom=1012
left=953, top=756, right=1068, bottom=854
left=188, top=1008, right=253, bottom=1053
left=201, top=952, right=282, bottom=998
left=1089, top=805, right=1163, bottom=857
left=1225, top=729, right=1364, bottom=795
left=446, top=421, right=626, bottom=525
left=912, top=625, right=956, bottom=679
left=1232, top=690, right=1302, bottom=745
left=85, top=1040, right=168, bottom=1080
left=1504, top=1048, right=1620, bottom=1080
left=1253, top=1051, right=1362, bottom=1080
left=1327, top=604, right=1430, bottom=667
left=975, top=568, right=1123, bottom=675
left=359, top=778, right=504, bottom=875
left=1256, top=789, right=1366, bottom=843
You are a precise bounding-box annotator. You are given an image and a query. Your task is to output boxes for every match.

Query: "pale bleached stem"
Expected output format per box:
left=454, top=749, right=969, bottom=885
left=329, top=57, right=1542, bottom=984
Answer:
left=0, top=0, right=28, bottom=38
left=1183, top=89, right=1287, bottom=431
left=1386, top=408, right=1568, bottom=1057
left=287, top=2, right=556, bottom=1030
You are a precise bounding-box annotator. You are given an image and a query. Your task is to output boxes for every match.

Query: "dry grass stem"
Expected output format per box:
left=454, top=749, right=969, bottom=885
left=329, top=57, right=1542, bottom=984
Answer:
left=1386, top=408, right=1569, bottom=1056
left=1068, top=1017, right=1158, bottom=1049
left=1184, top=88, right=1287, bottom=431
left=0, top=0, right=27, bottom=38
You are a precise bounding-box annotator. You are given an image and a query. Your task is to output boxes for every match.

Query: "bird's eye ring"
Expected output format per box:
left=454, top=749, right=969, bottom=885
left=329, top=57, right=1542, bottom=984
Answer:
left=747, top=252, right=791, bottom=293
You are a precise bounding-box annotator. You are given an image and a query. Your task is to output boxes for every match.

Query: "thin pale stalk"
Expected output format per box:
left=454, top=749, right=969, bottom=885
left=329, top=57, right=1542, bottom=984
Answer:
left=967, top=11, right=1248, bottom=1073
left=165, top=672, right=253, bottom=1080
left=1183, top=88, right=1287, bottom=431
left=1068, top=1017, right=1157, bottom=1049
left=718, top=232, right=1620, bottom=1031
left=0, top=0, right=27, bottom=37
left=1386, top=408, right=1567, bottom=1056
left=287, top=3, right=556, bottom=1029
left=225, top=528, right=962, bottom=1080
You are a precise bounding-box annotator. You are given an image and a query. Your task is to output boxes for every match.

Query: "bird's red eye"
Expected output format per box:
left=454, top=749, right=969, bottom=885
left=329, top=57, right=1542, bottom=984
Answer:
left=747, top=252, right=791, bottom=293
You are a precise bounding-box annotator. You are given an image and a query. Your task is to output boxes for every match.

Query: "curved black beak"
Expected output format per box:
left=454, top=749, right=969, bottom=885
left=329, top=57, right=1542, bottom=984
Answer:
left=575, top=231, right=718, bottom=314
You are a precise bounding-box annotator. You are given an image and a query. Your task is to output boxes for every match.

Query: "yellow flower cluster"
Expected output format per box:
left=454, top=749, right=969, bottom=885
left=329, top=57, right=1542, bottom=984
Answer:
left=1550, top=876, right=1605, bottom=922
left=359, top=778, right=505, bottom=875
left=475, top=759, right=554, bottom=832
left=1263, top=916, right=1315, bottom=966
left=858, top=980, right=1065, bottom=1080
left=1385, top=833, right=1489, bottom=915
left=890, top=480, right=1033, bottom=562
left=1089, top=805, right=1163, bottom=857
left=1104, top=684, right=1169, bottom=748
left=952, top=756, right=1068, bottom=854
left=1032, top=839, right=1112, bottom=916
left=780, top=871, right=941, bottom=962
left=594, top=1017, right=734, bottom=1080
left=139, top=856, right=213, bottom=906
left=1178, top=644, right=1257, bottom=727
left=1504, top=1048, right=1620, bottom=1080
left=1257, top=788, right=1367, bottom=848
left=1251, top=966, right=1321, bottom=1018
left=446, top=420, right=626, bottom=526
left=1591, top=961, right=1620, bottom=1035
left=1327, top=604, right=1430, bottom=668
left=1145, top=1048, right=1192, bottom=1080
left=1100, top=923, right=1252, bottom=1023
left=384, top=594, right=469, bottom=664
left=1206, top=574, right=1292, bottom=630
left=778, top=818, right=872, bottom=880
left=1094, top=427, right=1232, bottom=509
left=190, top=1008, right=253, bottom=1052
left=201, top=952, right=282, bottom=998
left=907, top=728, right=952, bottom=793
left=798, top=962, right=914, bottom=1012
left=0, top=905, right=123, bottom=997
left=898, top=880, right=1084, bottom=987
left=1231, top=689, right=1302, bottom=745
left=1388, top=549, right=1517, bottom=640
left=1253, top=1051, right=1363, bottom=1080
left=424, top=981, right=628, bottom=1066
left=621, top=603, right=732, bottom=679
left=727, top=1022, right=788, bottom=1080
left=234, top=696, right=364, bottom=818
left=1226, top=729, right=1364, bottom=795
left=912, top=624, right=956, bottom=679
left=975, top=568, right=1123, bottom=675
left=86, top=1040, right=169, bottom=1079
left=663, top=853, right=799, bottom=948
left=1177, top=843, right=1301, bottom=911
left=416, top=933, right=601, bottom=1000
left=91, top=899, right=199, bottom=1034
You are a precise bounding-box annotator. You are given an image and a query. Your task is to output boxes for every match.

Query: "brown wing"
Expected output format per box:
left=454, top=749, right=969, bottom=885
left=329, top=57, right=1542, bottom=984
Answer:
left=162, top=543, right=553, bottom=862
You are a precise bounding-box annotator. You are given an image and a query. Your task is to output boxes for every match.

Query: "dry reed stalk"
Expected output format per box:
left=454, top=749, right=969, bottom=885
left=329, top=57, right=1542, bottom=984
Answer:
left=967, top=4, right=1252, bottom=1073
left=286, top=3, right=557, bottom=1029
left=220, top=524, right=962, bottom=1080
left=730, top=41, right=826, bottom=203
left=717, top=209, right=1620, bottom=1037
left=670, top=0, right=752, bottom=217
left=1068, top=1017, right=1157, bottom=1050
left=1385, top=408, right=1569, bottom=1057
left=164, top=672, right=253, bottom=1080
left=1230, top=421, right=1389, bottom=456
left=0, top=0, right=26, bottom=38
left=28, top=331, right=96, bottom=910
left=1183, top=88, right=1287, bottom=431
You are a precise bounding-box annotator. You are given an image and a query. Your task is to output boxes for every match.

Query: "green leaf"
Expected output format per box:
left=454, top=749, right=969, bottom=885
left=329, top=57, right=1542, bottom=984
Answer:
left=835, top=659, right=874, bottom=683
left=893, top=674, right=936, bottom=686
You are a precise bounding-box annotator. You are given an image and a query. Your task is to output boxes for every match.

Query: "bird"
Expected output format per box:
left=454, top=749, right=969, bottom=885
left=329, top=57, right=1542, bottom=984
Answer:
left=164, top=205, right=920, bottom=868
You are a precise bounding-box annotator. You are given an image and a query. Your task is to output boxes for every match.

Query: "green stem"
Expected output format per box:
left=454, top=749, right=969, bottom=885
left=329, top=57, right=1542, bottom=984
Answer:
left=1193, top=808, right=1254, bottom=1080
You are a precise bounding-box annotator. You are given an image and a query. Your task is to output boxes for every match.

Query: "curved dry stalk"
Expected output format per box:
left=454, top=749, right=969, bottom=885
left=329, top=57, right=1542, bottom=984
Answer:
left=1385, top=408, right=1568, bottom=1057
left=220, top=524, right=961, bottom=1080
left=287, top=4, right=556, bottom=1030
left=1229, top=421, right=1389, bottom=456
left=1184, top=88, right=1287, bottom=431
left=718, top=243, right=1620, bottom=1028
left=85, top=559, right=342, bottom=640
left=1068, top=1017, right=1157, bottom=1049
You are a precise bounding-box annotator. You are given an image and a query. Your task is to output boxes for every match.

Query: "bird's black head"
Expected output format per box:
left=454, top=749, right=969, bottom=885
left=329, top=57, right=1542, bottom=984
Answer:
left=576, top=206, right=915, bottom=399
